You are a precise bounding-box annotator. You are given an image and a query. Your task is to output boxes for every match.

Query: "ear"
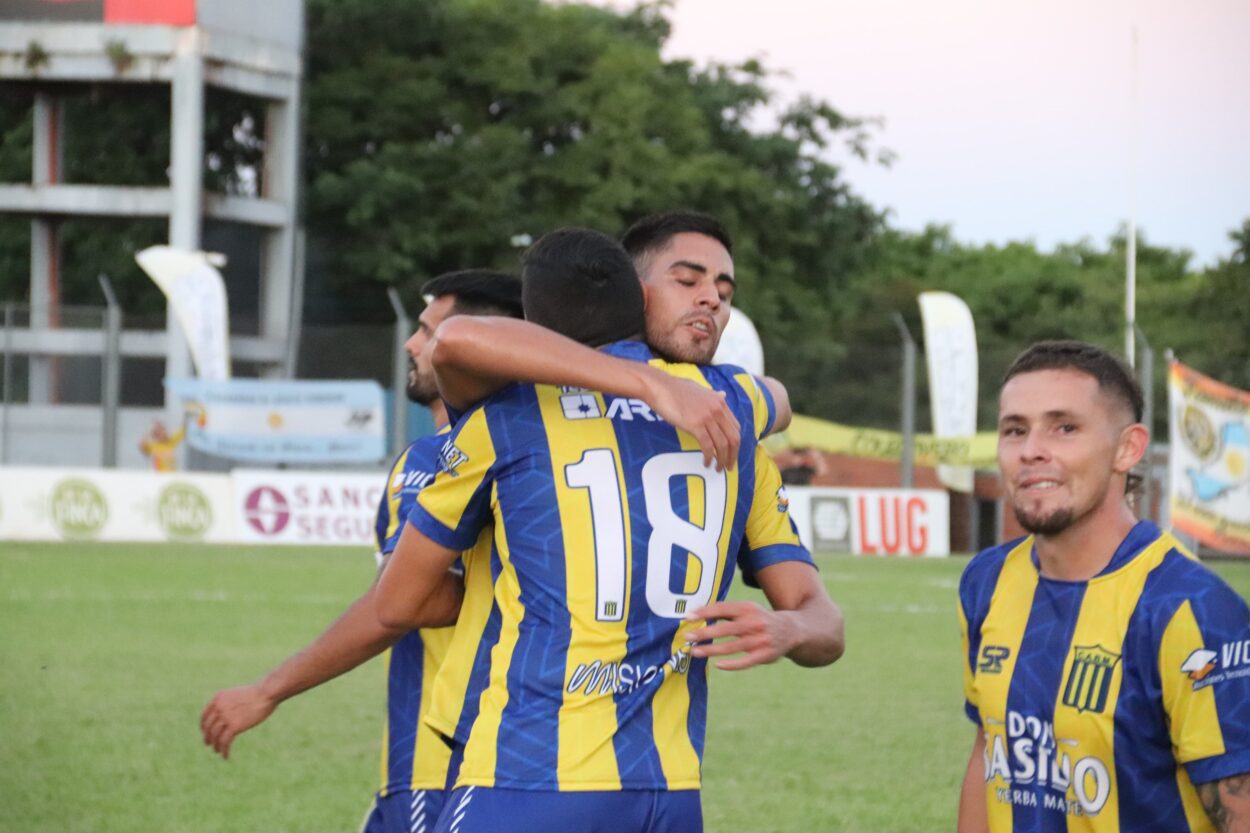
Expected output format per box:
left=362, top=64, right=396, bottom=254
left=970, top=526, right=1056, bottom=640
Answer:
left=640, top=279, right=650, bottom=312
left=1113, top=422, right=1150, bottom=474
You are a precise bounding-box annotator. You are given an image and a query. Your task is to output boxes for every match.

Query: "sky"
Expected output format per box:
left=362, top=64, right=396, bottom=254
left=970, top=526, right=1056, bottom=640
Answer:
left=595, top=0, right=1250, bottom=266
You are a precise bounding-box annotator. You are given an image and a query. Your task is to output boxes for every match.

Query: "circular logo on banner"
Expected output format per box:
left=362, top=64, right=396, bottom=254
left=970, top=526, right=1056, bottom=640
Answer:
left=50, top=479, right=108, bottom=540
left=1181, top=405, right=1218, bottom=461
left=244, top=486, right=291, bottom=536
left=158, top=483, right=213, bottom=541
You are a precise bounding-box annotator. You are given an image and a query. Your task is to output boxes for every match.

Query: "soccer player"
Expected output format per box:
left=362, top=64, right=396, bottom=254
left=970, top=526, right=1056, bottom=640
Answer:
left=376, top=228, right=843, bottom=833
left=957, top=340, right=1250, bottom=833
left=200, top=269, right=523, bottom=833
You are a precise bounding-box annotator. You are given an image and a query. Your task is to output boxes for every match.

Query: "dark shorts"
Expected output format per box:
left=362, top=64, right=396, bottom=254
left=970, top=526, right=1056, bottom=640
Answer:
left=360, top=789, right=449, bottom=833
left=431, top=786, right=702, bottom=833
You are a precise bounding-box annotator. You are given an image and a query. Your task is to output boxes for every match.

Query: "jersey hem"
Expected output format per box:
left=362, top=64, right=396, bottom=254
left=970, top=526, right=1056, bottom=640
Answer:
left=454, top=777, right=703, bottom=792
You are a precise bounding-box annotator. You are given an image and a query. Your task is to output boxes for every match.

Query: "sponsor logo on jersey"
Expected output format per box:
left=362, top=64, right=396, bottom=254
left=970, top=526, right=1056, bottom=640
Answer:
left=566, top=648, right=693, bottom=697
left=390, top=468, right=436, bottom=495
left=438, top=440, right=469, bottom=477
left=983, top=710, right=1111, bottom=817
left=1061, top=645, right=1120, bottom=714
left=1181, top=648, right=1218, bottom=682
left=1189, top=641, right=1250, bottom=691
left=978, top=645, right=1011, bottom=674
left=561, top=392, right=601, bottom=420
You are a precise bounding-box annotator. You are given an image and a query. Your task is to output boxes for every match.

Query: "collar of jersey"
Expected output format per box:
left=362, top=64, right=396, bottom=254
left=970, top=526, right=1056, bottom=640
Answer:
left=1029, top=519, right=1161, bottom=582
left=600, top=338, right=654, bottom=362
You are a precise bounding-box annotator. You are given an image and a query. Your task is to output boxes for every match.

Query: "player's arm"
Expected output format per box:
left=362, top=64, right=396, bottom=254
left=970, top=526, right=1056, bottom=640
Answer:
left=685, top=445, right=843, bottom=670
left=686, top=560, right=843, bottom=670
left=1197, top=776, right=1250, bottom=833
left=957, top=729, right=989, bottom=833
left=375, top=521, right=465, bottom=629
left=200, top=583, right=406, bottom=760
left=758, top=375, right=791, bottom=434
left=429, top=315, right=740, bottom=470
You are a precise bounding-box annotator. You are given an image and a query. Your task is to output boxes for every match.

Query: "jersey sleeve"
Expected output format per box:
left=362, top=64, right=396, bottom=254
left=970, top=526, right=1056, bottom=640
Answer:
left=959, top=575, right=980, bottom=725
left=737, top=444, right=815, bottom=586
left=375, top=447, right=411, bottom=555
left=406, top=407, right=498, bottom=551
left=1158, top=581, right=1250, bottom=784
left=732, top=372, right=776, bottom=440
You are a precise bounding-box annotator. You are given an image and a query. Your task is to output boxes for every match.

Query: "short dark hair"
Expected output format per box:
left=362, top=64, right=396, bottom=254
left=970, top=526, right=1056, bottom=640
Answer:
left=521, top=227, right=644, bottom=348
left=420, top=269, right=523, bottom=318
left=1003, top=340, right=1144, bottom=423
left=621, top=210, right=733, bottom=274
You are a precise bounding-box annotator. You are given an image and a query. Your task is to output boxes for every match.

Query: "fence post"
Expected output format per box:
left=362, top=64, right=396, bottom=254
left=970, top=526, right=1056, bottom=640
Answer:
left=1134, top=326, right=1155, bottom=520
left=1, top=303, right=12, bottom=463
left=99, top=275, right=123, bottom=468
left=892, top=312, right=916, bottom=489
left=386, top=288, right=411, bottom=457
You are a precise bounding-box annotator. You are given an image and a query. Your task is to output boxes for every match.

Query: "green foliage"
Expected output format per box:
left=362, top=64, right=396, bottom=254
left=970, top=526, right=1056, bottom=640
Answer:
left=302, top=0, right=884, bottom=324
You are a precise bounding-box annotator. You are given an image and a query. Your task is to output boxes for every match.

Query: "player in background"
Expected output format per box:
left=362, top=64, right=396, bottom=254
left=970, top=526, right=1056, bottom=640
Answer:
left=957, top=340, right=1250, bottom=833
left=200, top=270, right=523, bottom=833
left=377, top=228, right=843, bottom=833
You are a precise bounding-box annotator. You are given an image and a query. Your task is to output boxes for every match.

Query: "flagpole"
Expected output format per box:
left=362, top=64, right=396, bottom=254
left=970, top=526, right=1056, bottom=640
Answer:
left=1125, top=25, right=1139, bottom=367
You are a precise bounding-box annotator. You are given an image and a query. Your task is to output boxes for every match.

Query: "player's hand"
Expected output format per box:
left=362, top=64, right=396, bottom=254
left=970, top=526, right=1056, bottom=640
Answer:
left=641, top=371, right=740, bottom=471
left=200, top=684, right=278, bottom=760
left=684, top=600, right=797, bottom=671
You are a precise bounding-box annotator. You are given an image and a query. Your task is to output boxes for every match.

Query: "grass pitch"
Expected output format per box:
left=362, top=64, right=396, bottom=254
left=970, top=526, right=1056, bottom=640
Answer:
left=2, top=542, right=1247, bottom=833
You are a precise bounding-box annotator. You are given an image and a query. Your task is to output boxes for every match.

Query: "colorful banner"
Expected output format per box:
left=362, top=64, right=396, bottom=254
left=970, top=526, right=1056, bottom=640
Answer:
left=1168, top=361, right=1250, bottom=555
left=764, top=413, right=997, bottom=469
left=137, top=246, right=231, bottom=381
left=165, top=378, right=386, bottom=464
left=918, top=291, right=978, bottom=492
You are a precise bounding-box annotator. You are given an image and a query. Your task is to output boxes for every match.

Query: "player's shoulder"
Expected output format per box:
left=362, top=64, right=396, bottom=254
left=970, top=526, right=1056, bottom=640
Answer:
left=963, top=536, right=1027, bottom=584
left=959, top=536, right=1029, bottom=613
left=1140, top=532, right=1249, bottom=621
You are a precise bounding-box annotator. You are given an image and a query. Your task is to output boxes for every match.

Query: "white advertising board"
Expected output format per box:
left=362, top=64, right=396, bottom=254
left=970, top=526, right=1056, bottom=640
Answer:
left=231, top=469, right=384, bottom=546
left=785, top=486, right=950, bottom=557
left=0, top=466, right=235, bottom=543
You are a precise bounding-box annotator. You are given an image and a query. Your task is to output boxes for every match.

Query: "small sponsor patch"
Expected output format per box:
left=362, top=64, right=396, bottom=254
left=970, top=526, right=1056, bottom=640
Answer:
left=1181, top=648, right=1218, bottom=682
left=438, top=440, right=470, bottom=477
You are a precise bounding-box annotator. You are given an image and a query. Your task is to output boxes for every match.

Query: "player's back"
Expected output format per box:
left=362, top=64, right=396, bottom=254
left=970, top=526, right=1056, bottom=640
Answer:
left=411, top=341, right=795, bottom=792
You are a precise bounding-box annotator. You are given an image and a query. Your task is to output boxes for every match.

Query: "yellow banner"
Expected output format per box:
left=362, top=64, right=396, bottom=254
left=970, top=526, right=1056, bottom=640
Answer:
left=764, top=414, right=998, bottom=469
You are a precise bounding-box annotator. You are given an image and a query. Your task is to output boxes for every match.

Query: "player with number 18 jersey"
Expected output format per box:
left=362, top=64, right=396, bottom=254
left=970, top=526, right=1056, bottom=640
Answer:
left=407, top=342, right=813, bottom=814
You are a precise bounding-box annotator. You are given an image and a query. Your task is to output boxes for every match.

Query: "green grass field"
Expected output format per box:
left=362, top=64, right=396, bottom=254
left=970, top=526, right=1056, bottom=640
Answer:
left=2, top=542, right=1248, bottom=833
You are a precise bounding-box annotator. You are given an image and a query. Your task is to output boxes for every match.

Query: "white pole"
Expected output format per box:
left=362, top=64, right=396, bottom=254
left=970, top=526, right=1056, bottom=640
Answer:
left=1125, top=26, right=1138, bottom=367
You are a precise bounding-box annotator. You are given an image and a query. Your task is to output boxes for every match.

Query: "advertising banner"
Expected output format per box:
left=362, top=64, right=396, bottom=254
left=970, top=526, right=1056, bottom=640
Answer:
left=918, top=291, right=979, bottom=492
left=0, top=467, right=234, bottom=543
left=765, top=414, right=997, bottom=469
left=166, top=378, right=386, bottom=464
left=1168, top=361, right=1250, bottom=555
left=231, top=469, right=384, bottom=547
left=784, top=486, right=950, bottom=557
left=137, top=246, right=231, bottom=381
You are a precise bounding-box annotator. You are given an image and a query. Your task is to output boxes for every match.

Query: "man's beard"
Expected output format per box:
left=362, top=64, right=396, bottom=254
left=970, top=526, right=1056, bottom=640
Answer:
left=644, top=320, right=717, bottom=365
left=406, top=360, right=440, bottom=406
left=1013, top=503, right=1076, bottom=536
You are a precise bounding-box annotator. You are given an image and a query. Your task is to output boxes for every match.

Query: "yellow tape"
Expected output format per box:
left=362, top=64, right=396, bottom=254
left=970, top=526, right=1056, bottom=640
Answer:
left=764, top=414, right=998, bottom=468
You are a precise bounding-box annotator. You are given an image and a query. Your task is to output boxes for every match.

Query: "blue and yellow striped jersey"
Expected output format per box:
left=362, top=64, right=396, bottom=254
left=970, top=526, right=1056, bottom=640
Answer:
left=372, top=431, right=456, bottom=795
left=959, top=520, right=1250, bottom=832
left=408, top=341, right=813, bottom=791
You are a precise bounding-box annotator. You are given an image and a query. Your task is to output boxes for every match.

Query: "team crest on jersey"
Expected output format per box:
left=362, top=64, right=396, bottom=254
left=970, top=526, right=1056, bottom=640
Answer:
left=1061, top=645, right=1120, bottom=714
left=437, top=440, right=469, bottom=477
